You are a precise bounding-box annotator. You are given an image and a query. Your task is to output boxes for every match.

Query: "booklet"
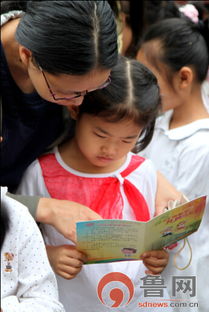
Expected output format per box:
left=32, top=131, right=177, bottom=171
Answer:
left=76, top=196, right=206, bottom=264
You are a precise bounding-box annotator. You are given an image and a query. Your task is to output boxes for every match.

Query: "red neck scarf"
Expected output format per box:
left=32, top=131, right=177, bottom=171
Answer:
left=39, top=153, right=150, bottom=222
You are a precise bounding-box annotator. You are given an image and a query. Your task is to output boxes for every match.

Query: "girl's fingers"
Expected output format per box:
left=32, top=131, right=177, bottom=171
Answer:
left=63, top=245, right=88, bottom=262
left=145, top=269, right=161, bottom=276
left=143, top=257, right=168, bottom=267
left=57, top=270, right=80, bottom=280
left=57, top=264, right=82, bottom=277
left=145, top=265, right=164, bottom=275
left=60, top=256, right=84, bottom=268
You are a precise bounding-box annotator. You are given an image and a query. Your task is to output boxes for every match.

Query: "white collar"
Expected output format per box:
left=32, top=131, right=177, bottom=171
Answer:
left=156, top=110, right=209, bottom=140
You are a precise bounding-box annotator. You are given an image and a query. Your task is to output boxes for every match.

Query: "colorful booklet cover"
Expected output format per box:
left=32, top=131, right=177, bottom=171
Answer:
left=76, top=196, right=206, bottom=264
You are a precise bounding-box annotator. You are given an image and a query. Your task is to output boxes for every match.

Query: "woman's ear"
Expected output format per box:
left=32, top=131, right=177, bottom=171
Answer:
left=67, top=106, right=79, bottom=120
left=19, top=45, right=32, bottom=66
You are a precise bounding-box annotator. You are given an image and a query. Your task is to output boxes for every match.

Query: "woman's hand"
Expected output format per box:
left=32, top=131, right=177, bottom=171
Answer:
left=141, top=249, right=169, bottom=275
left=36, top=198, right=102, bottom=242
left=155, top=171, right=183, bottom=216
left=46, top=245, right=87, bottom=280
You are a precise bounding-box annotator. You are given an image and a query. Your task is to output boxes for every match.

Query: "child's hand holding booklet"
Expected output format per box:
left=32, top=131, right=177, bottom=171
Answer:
left=76, top=196, right=206, bottom=264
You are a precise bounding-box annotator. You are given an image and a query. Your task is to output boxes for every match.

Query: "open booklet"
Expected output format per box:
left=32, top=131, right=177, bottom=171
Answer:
left=76, top=196, right=206, bottom=264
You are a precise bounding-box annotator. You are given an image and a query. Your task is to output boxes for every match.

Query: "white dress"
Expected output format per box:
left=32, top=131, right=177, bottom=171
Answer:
left=1, top=187, right=65, bottom=312
left=16, top=148, right=174, bottom=312
left=139, top=111, right=209, bottom=312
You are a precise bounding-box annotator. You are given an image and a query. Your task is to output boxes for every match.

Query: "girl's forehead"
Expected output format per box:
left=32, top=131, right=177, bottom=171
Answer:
left=137, top=45, right=168, bottom=78
left=82, top=114, right=142, bottom=135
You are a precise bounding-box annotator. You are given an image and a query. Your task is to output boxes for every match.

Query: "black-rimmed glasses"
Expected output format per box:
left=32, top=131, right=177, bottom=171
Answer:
left=40, top=67, right=111, bottom=101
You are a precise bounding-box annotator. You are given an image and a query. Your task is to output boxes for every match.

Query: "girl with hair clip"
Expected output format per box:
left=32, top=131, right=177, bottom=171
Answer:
left=137, top=17, right=209, bottom=312
left=16, top=56, right=173, bottom=312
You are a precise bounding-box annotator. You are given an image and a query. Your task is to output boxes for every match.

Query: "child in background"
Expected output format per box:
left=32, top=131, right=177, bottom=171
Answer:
left=16, top=57, right=173, bottom=312
left=137, top=17, right=209, bottom=198
left=137, top=17, right=209, bottom=312
left=178, top=2, right=209, bottom=113
left=1, top=187, right=65, bottom=312
left=119, top=0, right=181, bottom=57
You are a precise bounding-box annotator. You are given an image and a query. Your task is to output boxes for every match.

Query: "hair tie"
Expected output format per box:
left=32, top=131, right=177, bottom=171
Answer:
left=179, top=4, right=199, bottom=24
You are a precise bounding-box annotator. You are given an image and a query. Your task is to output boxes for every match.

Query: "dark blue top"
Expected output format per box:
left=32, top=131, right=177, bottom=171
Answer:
left=0, top=42, right=64, bottom=191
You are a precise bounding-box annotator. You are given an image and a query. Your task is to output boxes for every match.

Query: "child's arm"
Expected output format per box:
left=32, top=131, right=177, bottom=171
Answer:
left=46, top=245, right=87, bottom=280
left=155, top=171, right=183, bottom=216
left=141, top=249, right=169, bottom=275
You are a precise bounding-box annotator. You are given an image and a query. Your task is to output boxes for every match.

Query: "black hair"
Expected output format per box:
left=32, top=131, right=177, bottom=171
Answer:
left=107, top=0, right=120, bottom=19
left=0, top=204, right=10, bottom=250
left=144, top=0, right=181, bottom=26
left=1, top=1, right=28, bottom=13
left=121, top=0, right=181, bottom=57
left=9, top=1, right=118, bottom=75
left=120, top=0, right=145, bottom=57
left=139, top=17, right=209, bottom=83
left=79, top=56, right=161, bottom=152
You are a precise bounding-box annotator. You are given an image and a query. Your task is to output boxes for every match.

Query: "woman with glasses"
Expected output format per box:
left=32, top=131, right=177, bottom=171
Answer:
left=1, top=1, right=182, bottom=244
left=1, top=0, right=117, bottom=190
left=1, top=0, right=117, bottom=239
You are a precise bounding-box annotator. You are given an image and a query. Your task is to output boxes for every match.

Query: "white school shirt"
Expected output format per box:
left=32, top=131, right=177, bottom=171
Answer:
left=139, top=111, right=209, bottom=312
left=140, top=110, right=209, bottom=199
left=16, top=149, right=174, bottom=312
left=1, top=187, right=65, bottom=312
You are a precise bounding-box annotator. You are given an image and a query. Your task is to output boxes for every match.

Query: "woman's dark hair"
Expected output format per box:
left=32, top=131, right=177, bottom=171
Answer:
left=139, top=17, right=209, bottom=83
left=79, top=56, right=161, bottom=152
left=0, top=205, right=10, bottom=250
left=7, top=1, right=118, bottom=74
